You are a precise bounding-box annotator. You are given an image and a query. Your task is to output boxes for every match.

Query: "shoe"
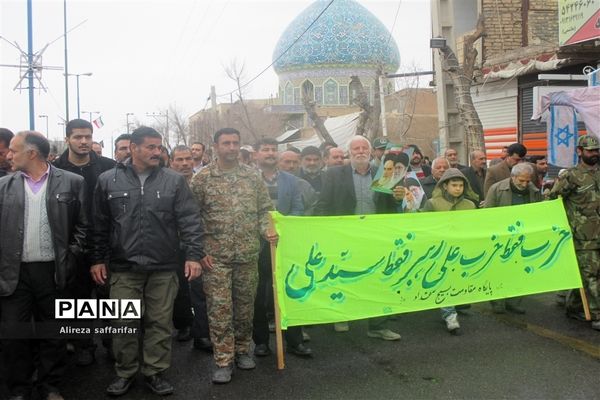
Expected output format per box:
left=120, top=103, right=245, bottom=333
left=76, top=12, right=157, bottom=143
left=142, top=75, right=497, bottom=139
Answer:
left=212, top=364, right=233, bottom=384
left=334, top=322, right=349, bottom=332
left=176, top=326, right=192, bottom=342
left=302, top=329, right=311, bottom=342
left=490, top=302, right=506, bottom=314
left=566, top=311, right=587, bottom=321
left=506, top=304, right=526, bottom=314
left=445, top=313, right=461, bottom=333
left=235, top=354, right=256, bottom=370
left=592, top=320, right=600, bottom=331
left=367, top=329, right=401, bottom=341
left=106, top=376, right=135, bottom=396
left=76, top=347, right=96, bottom=366
left=144, top=374, right=174, bottom=396
left=8, top=395, right=29, bottom=400
left=287, top=343, right=313, bottom=357
left=46, top=392, right=64, bottom=400
left=254, top=343, right=271, bottom=357
left=193, top=337, right=213, bottom=352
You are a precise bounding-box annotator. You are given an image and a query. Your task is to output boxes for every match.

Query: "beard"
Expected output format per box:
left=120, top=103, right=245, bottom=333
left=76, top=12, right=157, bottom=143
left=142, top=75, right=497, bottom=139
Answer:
left=582, top=154, right=599, bottom=166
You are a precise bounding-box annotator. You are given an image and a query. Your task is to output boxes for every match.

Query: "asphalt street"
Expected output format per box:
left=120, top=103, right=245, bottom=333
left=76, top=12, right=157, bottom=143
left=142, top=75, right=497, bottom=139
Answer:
left=2, top=292, right=599, bottom=400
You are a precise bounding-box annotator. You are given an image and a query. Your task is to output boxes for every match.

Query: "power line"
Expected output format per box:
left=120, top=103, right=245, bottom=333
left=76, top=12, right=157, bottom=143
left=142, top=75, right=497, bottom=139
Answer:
left=216, top=0, right=335, bottom=99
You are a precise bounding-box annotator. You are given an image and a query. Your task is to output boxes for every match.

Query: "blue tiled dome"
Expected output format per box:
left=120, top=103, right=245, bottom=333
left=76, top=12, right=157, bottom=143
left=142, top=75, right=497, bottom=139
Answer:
left=273, top=0, right=400, bottom=74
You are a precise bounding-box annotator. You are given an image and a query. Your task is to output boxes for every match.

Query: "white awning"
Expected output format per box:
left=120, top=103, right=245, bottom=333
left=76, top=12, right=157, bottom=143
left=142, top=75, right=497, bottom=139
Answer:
left=276, top=129, right=301, bottom=143
left=285, top=112, right=361, bottom=151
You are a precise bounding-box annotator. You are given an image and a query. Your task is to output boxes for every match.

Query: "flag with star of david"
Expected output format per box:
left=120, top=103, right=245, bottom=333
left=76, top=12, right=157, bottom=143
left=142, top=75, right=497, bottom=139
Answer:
left=547, top=105, right=578, bottom=168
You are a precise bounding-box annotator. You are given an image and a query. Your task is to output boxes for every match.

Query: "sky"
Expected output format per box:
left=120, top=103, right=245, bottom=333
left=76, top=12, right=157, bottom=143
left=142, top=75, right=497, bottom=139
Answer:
left=0, top=0, right=432, bottom=152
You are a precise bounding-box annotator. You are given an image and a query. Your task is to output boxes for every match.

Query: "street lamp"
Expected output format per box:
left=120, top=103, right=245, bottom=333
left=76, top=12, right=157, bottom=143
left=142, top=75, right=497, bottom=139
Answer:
left=38, top=115, right=49, bottom=137
left=65, top=72, right=92, bottom=119
left=126, top=112, right=134, bottom=133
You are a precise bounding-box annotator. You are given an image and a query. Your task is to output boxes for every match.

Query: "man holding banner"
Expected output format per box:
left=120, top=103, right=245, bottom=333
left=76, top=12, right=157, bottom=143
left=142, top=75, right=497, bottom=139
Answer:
left=485, top=163, right=542, bottom=314
left=316, top=135, right=401, bottom=340
left=549, top=135, right=600, bottom=331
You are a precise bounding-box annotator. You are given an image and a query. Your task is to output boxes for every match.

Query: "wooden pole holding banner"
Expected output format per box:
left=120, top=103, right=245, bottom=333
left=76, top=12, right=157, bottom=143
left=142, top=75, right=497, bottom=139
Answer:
left=268, top=214, right=285, bottom=370
left=580, top=288, right=591, bottom=321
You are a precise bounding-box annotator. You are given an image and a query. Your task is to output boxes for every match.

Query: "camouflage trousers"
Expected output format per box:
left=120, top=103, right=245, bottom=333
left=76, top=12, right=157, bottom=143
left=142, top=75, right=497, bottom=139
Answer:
left=567, top=249, right=600, bottom=320
left=202, top=260, right=258, bottom=367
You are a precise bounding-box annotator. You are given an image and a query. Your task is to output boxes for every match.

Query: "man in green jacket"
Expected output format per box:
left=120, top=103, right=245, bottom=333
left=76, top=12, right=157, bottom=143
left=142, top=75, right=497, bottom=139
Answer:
left=485, top=162, right=542, bottom=314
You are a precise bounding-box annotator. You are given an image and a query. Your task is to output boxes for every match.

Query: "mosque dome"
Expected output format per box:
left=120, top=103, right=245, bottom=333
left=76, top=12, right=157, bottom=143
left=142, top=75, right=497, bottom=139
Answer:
left=273, top=0, right=400, bottom=74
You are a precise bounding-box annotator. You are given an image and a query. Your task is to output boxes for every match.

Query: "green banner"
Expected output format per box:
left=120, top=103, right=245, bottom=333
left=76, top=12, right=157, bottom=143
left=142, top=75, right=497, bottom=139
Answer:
left=272, top=200, right=581, bottom=328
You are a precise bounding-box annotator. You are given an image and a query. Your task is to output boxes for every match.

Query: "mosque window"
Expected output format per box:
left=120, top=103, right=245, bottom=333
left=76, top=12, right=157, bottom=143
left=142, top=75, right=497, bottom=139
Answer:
left=387, top=82, right=395, bottom=95
left=315, top=86, right=323, bottom=105
left=349, top=79, right=361, bottom=101
left=339, top=86, right=348, bottom=105
left=324, top=79, right=339, bottom=105
left=364, top=86, right=371, bottom=106
left=293, top=88, right=301, bottom=105
left=302, top=80, right=314, bottom=102
left=284, top=82, right=294, bottom=105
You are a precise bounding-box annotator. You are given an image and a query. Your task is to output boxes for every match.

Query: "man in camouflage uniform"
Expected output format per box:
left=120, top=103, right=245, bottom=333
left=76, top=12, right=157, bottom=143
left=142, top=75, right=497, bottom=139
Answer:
left=549, top=135, right=600, bottom=331
left=190, top=128, right=276, bottom=383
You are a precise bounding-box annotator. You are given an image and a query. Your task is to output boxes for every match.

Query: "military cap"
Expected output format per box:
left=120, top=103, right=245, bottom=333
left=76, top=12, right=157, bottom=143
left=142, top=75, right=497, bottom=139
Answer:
left=577, top=135, right=600, bottom=150
left=372, top=137, right=389, bottom=149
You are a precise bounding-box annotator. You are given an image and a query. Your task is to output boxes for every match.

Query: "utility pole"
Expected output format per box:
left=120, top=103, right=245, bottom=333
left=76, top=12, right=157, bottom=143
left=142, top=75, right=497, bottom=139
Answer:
left=126, top=112, right=134, bottom=133
left=27, top=0, right=35, bottom=129
left=378, top=70, right=435, bottom=138
left=63, top=0, right=69, bottom=122
left=38, top=114, right=49, bottom=137
left=146, top=111, right=169, bottom=141
left=81, top=110, right=99, bottom=123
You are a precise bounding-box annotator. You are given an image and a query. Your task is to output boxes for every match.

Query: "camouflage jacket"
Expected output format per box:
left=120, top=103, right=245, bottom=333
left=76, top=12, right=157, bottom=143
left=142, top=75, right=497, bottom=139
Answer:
left=190, top=162, right=273, bottom=263
left=549, top=163, right=600, bottom=249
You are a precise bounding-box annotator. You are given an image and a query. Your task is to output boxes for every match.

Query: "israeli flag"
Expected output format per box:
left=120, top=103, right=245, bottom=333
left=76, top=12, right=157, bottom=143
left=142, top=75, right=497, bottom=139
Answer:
left=547, top=105, right=578, bottom=168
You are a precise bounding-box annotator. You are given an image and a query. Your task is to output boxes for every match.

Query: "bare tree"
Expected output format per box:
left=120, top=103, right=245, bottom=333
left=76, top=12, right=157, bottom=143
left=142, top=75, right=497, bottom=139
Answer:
left=301, top=86, right=336, bottom=144
left=350, top=76, right=372, bottom=137
left=437, top=14, right=486, bottom=153
left=224, top=59, right=258, bottom=141
left=366, top=65, right=383, bottom=140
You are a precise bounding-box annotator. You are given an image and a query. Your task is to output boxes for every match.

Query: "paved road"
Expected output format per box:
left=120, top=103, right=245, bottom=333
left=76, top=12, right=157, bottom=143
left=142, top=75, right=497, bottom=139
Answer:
left=2, top=292, right=598, bottom=399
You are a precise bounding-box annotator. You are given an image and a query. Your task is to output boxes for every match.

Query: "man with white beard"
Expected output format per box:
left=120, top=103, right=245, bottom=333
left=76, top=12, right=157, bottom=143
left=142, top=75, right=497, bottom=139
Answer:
left=316, top=135, right=402, bottom=341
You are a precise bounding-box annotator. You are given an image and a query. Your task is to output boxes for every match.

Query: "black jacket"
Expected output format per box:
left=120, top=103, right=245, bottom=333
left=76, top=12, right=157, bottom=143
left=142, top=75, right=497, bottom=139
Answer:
left=53, top=149, right=116, bottom=214
left=461, top=166, right=486, bottom=202
left=0, top=166, right=88, bottom=296
left=315, top=164, right=376, bottom=216
left=90, top=161, right=205, bottom=272
left=421, top=175, right=437, bottom=199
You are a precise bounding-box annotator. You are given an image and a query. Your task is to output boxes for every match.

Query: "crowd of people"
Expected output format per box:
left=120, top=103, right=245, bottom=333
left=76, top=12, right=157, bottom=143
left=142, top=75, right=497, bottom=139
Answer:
left=0, top=121, right=598, bottom=400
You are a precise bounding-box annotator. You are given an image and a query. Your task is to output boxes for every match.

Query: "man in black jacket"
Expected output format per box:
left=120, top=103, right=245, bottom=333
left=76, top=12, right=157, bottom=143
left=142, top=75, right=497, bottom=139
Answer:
left=0, top=131, right=88, bottom=400
left=421, top=157, right=450, bottom=199
left=461, top=150, right=487, bottom=205
left=53, top=118, right=116, bottom=366
left=90, top=127, right=205, bottom=397
left=0, top=128, right=14, bottom=178
left=316, top=135, right=401, bottom=341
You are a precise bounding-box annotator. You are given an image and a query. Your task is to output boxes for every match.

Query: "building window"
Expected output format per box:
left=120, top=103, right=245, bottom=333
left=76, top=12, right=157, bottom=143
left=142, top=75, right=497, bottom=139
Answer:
left=339, top=86, right=349, bottom=105
left=324, top=78, right=339, bottom=105
left=315, top=86, right=323, bottom=105
left=302, top=80, right=314, bottom=102
left=284, top=82, right=293, bottom=105
left=293, top=87, right=300, bottom=105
